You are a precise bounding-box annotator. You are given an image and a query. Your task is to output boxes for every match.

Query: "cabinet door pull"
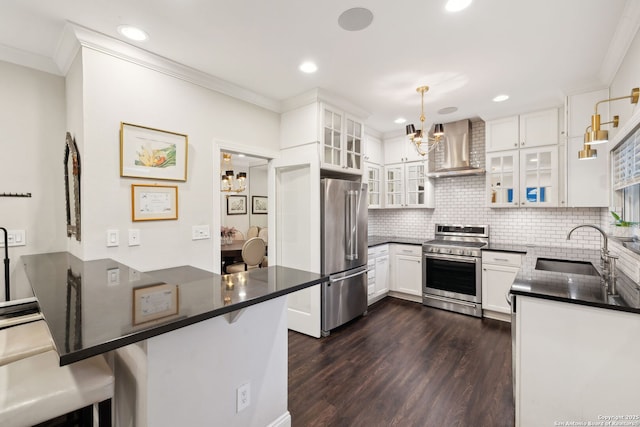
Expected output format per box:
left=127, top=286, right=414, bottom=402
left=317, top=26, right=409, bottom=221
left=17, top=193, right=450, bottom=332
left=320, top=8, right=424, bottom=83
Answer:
left=494, top=258, right=509, bottom=262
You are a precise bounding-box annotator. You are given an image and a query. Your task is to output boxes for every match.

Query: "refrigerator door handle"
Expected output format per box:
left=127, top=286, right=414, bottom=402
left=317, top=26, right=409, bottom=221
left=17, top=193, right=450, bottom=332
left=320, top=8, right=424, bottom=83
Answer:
left=329, top=269, right=367, bottom=283
left=345, top=190, right=358, bottom=261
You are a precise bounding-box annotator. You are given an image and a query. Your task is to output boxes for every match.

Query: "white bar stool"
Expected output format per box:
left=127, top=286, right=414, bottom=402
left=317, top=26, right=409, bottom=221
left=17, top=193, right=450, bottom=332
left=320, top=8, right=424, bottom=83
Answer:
left=0, top=320, right=52, bottom=366
left=0, top=321, right=114, bottom=426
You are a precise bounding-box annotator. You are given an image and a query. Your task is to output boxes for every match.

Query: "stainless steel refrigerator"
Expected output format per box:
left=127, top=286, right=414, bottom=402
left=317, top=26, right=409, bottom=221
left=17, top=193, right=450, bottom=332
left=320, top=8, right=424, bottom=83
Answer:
left=320, top=178, right=368, bottom=336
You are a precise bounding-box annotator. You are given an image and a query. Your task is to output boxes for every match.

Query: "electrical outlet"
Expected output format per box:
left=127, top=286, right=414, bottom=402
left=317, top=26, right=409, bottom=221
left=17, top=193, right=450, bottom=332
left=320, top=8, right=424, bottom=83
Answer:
left=128, top=229, right=141, bottom=246
left=236, top=383, right=250, bottom=413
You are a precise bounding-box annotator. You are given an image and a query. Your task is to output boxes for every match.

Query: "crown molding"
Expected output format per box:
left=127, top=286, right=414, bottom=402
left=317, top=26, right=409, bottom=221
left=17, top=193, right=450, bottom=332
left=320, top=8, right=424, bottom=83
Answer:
left=55, top=22, right=282, bottom=113
left=0, top=43, right=61, bottom=75
left=280, top=87, right=371, bottom=120
left=599, top=0, right=640, bottom=85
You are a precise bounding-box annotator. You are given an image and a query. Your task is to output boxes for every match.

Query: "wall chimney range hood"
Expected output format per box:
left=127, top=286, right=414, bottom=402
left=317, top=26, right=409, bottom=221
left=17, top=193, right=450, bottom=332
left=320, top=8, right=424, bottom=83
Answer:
left=427, top=119, right=485, bottom=178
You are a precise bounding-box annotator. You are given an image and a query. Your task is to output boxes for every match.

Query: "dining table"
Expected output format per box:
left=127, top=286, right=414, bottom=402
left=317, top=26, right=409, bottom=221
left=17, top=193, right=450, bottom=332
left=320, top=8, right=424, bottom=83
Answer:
left=220, top=239, right=267, bottom=273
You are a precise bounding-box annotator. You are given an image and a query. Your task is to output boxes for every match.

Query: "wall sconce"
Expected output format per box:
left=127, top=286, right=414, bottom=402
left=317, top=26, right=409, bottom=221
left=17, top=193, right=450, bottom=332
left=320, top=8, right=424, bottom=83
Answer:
left=579, top=87, right=639, bottom=160
left=405, top=86, right=445, bottom=156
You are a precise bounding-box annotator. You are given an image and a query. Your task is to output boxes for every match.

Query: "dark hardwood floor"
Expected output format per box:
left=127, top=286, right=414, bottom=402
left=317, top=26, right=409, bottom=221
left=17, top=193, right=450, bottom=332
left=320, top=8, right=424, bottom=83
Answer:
left=288, top=297, right=514, bottom=427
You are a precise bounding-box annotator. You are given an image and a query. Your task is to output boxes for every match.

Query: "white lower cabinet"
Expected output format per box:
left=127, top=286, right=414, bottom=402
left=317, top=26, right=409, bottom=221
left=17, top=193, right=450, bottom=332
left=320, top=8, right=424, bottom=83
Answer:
left=390, top=244, right=422, bottom=301
left=367, top=245, right=389, bottom=304
left=481, top=251, right=522, bottom=322
left=514, top=296, right=640, bottom=426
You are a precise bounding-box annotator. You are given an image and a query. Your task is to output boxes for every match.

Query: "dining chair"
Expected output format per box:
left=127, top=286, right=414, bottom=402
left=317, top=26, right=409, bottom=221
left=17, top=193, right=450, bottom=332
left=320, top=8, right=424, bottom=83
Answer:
left=233, top=230, right=245, bottom=240
left=247, top=226, right=259, bottom=239
left=258, top=227, right=268, bottom=242
left=226, top=237, right=266, bottom=273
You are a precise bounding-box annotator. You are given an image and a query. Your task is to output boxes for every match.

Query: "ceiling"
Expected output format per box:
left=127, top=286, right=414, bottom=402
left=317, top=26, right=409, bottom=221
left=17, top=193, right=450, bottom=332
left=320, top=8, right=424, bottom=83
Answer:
left=1, top=0, right=637, bottom=135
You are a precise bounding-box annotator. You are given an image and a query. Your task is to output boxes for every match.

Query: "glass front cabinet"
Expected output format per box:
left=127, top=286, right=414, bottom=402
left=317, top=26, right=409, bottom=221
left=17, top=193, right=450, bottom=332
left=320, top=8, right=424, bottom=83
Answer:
left=321, top=105, right=364, bottom=174
left=486, top=146, right=558, bottom=207
left=384, top=161, right=434, bottom=208
left=365, top=163, right=382, bottom=208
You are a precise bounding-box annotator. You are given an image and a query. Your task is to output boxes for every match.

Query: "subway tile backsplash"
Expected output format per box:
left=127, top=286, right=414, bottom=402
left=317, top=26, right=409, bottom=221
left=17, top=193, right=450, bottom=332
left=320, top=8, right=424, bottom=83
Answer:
left=369, top=120, right=609, bottom=251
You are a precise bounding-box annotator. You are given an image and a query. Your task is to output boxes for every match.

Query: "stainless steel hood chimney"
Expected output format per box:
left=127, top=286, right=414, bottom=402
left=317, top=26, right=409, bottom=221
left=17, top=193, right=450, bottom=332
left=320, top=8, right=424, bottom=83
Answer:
left=427, top=119, right=485, bottom=178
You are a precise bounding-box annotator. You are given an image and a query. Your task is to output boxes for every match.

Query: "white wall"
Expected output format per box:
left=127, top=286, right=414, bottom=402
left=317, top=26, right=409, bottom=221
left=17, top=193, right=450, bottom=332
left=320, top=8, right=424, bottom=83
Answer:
left=0, top=60, right=67, bottom=300
left=77, top=47, right=280, bottom=271
left=249, top=164, right=268, bottom=229
left=609, top=25, right=640, bottom=140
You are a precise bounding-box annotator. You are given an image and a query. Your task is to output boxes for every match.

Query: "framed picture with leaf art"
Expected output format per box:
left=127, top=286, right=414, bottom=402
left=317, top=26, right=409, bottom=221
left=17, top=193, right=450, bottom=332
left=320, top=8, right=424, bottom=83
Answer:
left=120, top=122, right=188, bottom=181
left=252, top=196, right=268, bottom=214
left=227, top=195, right=247, bottom=215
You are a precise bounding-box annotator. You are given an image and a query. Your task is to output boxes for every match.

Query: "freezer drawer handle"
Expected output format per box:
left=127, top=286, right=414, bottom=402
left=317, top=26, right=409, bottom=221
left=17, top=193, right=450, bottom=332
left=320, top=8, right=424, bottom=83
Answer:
left=330, top=269, right=367, bottom=283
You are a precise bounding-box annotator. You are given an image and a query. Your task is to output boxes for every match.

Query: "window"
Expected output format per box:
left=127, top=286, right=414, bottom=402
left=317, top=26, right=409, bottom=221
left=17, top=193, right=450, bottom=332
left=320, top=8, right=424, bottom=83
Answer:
left=612, top=122, right=640, bottom=224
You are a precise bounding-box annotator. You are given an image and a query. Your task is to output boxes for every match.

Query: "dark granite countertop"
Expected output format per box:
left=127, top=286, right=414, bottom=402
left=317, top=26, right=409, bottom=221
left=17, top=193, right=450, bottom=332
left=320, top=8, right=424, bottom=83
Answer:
left=20, top=252, right=326, bottom=365
left=368, top=236, right=425, bottom=247
left=482, top=243, right=529, bottom=254
left=487, top=245, right=640, bottom=315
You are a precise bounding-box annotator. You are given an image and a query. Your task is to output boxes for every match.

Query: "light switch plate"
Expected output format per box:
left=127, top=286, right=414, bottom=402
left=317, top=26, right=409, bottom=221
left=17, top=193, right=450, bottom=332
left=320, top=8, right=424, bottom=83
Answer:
left=192, top=225, right=211, bottom=240
left=0, top=229, right=26, bottom=247
left=107, top=229, right=119, bottom=247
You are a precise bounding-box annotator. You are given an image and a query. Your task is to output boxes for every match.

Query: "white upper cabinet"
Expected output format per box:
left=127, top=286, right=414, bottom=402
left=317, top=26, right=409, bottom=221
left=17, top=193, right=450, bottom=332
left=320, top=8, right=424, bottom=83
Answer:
left=486, top=108, right=561, bottom=208
left=321, top=105, right=364, bottom=174
left=384, top=134, right=427, bottom=164
left=363, top=134, right=383, bottom=165
left=565, top=89, right=610, bottom=207
left=486, top=108, right=559, bottom=152
left=364, top=162, right=382, bottom=208
left=519, top=109, right=559, bottom=148
left=384, top=161, right=434, bottom=208
left=485, top=116, right=520, bottom=151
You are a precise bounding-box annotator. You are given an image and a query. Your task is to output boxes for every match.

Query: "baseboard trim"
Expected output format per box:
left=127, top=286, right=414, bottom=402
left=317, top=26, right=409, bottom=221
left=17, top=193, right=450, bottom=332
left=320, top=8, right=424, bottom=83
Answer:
left=268, top=411, right=292, bottom=427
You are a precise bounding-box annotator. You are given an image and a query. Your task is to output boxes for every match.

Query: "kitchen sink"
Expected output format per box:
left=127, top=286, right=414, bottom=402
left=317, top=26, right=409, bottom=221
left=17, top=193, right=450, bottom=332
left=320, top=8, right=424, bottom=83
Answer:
left=535, top=258, right=599, bottom=276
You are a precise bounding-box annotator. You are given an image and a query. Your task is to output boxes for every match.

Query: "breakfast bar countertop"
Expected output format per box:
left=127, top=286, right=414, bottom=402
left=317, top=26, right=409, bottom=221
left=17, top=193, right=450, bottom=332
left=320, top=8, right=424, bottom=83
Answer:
left=20, top=252, right=326, bottom=365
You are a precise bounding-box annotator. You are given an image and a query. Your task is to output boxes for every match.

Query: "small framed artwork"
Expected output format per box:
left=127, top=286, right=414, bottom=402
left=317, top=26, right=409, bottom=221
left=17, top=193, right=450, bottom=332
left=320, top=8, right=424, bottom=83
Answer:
left=132, top=184, right=178, bottom=221
left=252, top=196, right=268, bottom=214
left=132, top=283, right=179, bottom=325
left=120, top=122, right=188, bottom=181
left=227, top=195, right=247, bottom=215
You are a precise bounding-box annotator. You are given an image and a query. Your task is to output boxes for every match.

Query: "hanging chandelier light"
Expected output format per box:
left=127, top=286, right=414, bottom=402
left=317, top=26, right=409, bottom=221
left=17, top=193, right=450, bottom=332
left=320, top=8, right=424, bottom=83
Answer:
left=220, top=153, right=246, bottom=193
left=405, top=86, right=445, bottom=156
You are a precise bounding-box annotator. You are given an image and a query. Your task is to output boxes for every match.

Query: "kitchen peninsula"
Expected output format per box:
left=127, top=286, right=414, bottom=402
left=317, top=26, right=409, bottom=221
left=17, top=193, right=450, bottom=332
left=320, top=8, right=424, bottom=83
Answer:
left=19, top=252, right=326, bottom=427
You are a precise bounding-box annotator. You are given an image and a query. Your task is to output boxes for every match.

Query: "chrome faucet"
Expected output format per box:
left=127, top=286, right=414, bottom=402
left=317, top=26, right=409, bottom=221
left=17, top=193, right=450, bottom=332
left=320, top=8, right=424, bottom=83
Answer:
left=566, top=224, right=618, bottom=294
left=566, top=224, right=608, bottom=255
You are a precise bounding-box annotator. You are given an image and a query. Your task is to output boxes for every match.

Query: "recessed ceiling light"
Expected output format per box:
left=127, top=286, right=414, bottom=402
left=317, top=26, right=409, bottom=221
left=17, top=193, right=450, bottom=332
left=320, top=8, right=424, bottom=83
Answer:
left=238, top=154, right=246, bottom=158
left=299, top=61, right=318, bottom=74
left=117, top=25, right=149, bottom=42
left=493, top=94, right=510, bottom=102
left=338, top=7, right=374, bottom=31
left=438, top=107, right=458, bottom=115
left=394, top=118, right=407, bottom=124
left=445, top=0, right=472, bottom=12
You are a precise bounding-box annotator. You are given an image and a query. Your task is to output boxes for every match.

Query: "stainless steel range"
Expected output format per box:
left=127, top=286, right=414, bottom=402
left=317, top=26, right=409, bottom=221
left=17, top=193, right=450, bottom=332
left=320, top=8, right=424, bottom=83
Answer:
left=422, top=224, right=489, bottom=317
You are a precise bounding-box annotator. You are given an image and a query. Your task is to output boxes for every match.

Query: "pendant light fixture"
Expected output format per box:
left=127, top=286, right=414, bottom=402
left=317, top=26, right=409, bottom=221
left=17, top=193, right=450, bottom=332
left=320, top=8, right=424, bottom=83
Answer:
left=579, top=87, right=639, bottom=160
left=220, top=153, right=246, bottom=193
left=405, top=86, right=445, bottom=156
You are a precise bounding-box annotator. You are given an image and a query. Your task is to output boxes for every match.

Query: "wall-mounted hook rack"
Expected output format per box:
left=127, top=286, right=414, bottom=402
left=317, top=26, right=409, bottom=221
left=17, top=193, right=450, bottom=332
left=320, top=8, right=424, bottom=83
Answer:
left=0, top=192, right=32, bottom=198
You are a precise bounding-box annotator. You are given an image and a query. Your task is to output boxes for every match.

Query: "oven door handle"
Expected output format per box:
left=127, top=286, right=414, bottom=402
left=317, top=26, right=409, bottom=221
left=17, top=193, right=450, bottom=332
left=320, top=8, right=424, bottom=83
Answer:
left=424, top=254, right=478, bottom=263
